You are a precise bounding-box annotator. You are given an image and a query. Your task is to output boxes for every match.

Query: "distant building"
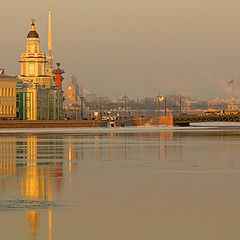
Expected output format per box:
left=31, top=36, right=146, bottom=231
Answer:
left=207, top=97, right=234, bottom=110
left=64, top=75, right=97, bottom=116
left=0, top=69, right=17, bottom=119
left=65, top=76, right=79, bottom=102
left=83, top=88, right=96, bottom=102
left=65, top=76, right=96, bottom=103
left=227, top=97, right=240, bottom=111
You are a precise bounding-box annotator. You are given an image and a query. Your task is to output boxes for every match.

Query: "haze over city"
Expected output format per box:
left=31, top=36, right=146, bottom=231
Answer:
left=1, top=0, right=240, bottom=99
left=2, top=2, right=240, bottom=240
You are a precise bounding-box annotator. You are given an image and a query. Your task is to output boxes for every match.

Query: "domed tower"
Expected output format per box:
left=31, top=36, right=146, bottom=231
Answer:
left=19, top=19, right=51, bottom=88
left=26, top=19, right=40, bottom=53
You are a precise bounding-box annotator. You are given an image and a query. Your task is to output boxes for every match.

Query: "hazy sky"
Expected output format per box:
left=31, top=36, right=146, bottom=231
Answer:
left=1, top=0, right=240, bottom=99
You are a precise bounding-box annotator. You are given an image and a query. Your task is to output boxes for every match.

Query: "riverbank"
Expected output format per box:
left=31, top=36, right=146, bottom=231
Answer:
left=0, top=116, right=174, bottom=129
left=0, top=120, right=107, bottom=128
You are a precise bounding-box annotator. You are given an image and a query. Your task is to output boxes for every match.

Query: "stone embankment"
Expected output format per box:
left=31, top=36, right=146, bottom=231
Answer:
left=0, top=120, right=107, bottom=128
left=116, top=116, right=173, bottom=127
left=0, top=116, right=173, bottom=129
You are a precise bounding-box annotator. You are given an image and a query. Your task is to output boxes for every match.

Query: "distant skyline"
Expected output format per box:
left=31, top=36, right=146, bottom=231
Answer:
left=1, top=0, right=240, bottom=99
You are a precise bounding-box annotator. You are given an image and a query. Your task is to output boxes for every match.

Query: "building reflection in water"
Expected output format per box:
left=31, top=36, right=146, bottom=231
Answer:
left=62, top=131, right=239, bottom=170
left=1, top=130, right=239, bottom=239
left=63, top=131, right=176, bottom=171
left=67, top=139, right=73, bottom=189
left=66, top=136, right=80, bottom=192
left=0, top=134, right=64, bottom=240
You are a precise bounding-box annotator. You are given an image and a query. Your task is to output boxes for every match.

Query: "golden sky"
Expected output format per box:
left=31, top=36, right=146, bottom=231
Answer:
left=1, top=0, right=240, bottom=99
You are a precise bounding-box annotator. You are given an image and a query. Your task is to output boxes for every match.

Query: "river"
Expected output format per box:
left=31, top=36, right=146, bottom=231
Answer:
left=0, top=126, right=240, bottom=240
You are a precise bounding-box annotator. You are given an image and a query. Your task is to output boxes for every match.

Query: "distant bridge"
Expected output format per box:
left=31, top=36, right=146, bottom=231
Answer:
left=173, top=114, right=240, bottom=126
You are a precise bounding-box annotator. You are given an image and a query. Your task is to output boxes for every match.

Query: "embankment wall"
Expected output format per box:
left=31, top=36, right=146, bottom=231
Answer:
left=0, top=120, right=107, bottom=128
left=133, top=115, right=173, bottom=127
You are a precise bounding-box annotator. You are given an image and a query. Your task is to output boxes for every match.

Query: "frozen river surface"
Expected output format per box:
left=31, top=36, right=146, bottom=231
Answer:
left=0, top=126, right=240, bottom=240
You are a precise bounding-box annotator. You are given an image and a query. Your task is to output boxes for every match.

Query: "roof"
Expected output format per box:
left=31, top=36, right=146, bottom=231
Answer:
left=27, top=21, right=39, bottom=38
left=27, top=31, right=39, bottom=38
left=0, top=74, right=17, bottom=80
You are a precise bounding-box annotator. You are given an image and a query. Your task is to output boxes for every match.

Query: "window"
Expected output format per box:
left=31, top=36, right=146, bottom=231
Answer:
left=38, top=64, right=43, bottom=75
left=22, top=63, right=26, bottom=75
left=30, top=63, right=35, bottom=75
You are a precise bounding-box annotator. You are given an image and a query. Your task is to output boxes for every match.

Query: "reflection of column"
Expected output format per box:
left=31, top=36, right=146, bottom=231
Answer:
left=95, top=135, right=99, bottom=160
left=49, top=209, right=52, bottom=240
left=67, top=138, right=79, bottom=177
left=68, top=141, right=73, bottom=190
left=157, top=132, right=173, bottom=160
left=66, top=137, right=80, bottom=191
left=47, top=166, right=53, bottom=240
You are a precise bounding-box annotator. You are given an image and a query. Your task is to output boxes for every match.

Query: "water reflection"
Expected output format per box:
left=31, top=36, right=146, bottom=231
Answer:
left=0, top=134, right=64, bottom=240
left=0, top=129, right=240, bottom=240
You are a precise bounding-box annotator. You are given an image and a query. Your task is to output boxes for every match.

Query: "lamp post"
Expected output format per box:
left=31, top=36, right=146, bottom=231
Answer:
left=136, top=98, right=140, bottom=117
left=75, top=94, right=78, bottom=120
left=98, top=96, right=103, bottom=120
left=122, top=94, right=128, bottom=119
left=179, top=97, right=182, bottom=115
left=164, top=98, right=167, bottom=116
left=156, top=94, right=164, bottom=116
left=80, top=86, right=84, bottom=120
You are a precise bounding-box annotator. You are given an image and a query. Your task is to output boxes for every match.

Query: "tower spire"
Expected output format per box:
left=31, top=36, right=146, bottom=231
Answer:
left=48, top=7, right=52, bottom=52
left=46, top=7, right=53, bottom=76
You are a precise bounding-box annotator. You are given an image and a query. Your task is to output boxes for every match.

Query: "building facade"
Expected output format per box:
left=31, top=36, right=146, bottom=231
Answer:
left=0, top=69, right=17, bottom=119
left=18, top=19, right=52, bottom=89
left=16, top=82, right=63, bottom=120
left=65, top=76, right=80, bottom=102
left=17, top=19, right=64, bottom=120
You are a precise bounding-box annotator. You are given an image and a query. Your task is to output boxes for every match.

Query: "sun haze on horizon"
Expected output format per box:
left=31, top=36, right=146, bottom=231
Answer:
left=0, top=0, right=240, bottom=99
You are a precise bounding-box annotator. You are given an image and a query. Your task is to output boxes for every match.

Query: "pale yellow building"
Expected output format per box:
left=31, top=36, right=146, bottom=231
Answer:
left=0, top=70, right=17, bottom=119
left=17, top=19, right=64, bottom=120
left=18, top=19, right=52, bottom=89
